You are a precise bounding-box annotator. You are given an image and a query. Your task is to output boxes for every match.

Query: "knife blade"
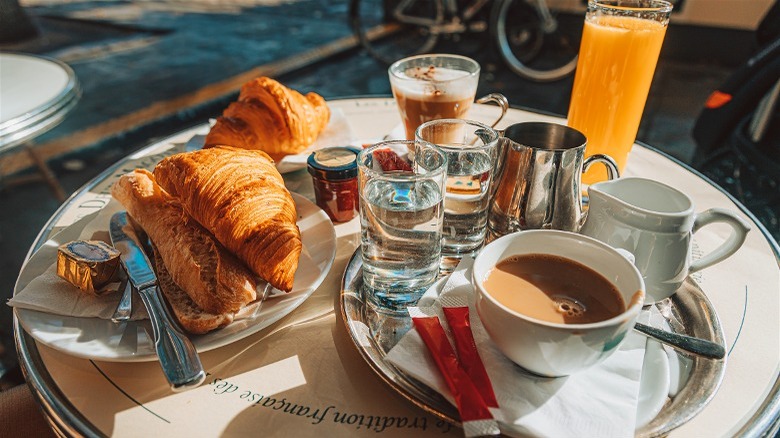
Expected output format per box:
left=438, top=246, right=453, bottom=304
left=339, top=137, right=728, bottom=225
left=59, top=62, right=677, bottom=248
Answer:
left=109, top=211, right=205, bottom=391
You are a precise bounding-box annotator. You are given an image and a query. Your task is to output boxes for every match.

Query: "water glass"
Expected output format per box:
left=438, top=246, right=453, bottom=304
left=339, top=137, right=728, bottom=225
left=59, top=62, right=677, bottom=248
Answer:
left=358, top=140, right=447, bottom=313
left=415, top=118, right=499, bottom=272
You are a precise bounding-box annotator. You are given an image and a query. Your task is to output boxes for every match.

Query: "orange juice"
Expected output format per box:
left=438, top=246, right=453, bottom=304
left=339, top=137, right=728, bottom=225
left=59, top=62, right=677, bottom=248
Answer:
left=568, top=13, right=668, bottom=183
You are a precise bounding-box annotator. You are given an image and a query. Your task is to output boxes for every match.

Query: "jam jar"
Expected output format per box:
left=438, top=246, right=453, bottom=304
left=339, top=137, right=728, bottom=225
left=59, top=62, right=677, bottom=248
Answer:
left=307, top=147, right=360, bottom=223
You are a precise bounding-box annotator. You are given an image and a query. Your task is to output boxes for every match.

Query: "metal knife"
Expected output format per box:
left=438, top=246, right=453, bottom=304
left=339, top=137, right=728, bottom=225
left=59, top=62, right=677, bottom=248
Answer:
left=109, top=211, right=205, bottom=391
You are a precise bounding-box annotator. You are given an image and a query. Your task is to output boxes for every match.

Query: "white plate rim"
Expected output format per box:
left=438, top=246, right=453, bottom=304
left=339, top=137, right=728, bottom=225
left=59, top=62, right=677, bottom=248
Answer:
left=14, top=192, right=336, bottom=362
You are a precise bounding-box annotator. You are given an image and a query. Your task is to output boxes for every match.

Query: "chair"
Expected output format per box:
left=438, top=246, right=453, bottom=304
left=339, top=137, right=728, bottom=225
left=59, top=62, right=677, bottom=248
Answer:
left=691, top=0, right=780, bottom=239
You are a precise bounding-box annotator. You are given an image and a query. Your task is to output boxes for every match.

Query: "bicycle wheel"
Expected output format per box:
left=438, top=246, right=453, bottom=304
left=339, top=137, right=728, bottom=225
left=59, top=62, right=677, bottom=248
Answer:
left=491, top=0, right=579, bottom=82
left=349, top=0, right=443, bottom=65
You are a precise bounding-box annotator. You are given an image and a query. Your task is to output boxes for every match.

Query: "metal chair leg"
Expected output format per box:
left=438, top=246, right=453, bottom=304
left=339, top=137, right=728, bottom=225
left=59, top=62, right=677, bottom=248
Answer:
left=24, top=145, right=66, bottom=202
left=0, top=146, right=67, bottom=202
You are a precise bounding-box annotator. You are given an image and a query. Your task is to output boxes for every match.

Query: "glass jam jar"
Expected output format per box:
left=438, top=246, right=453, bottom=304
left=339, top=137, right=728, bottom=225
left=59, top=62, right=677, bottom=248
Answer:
left=307, top=147, right=360, bottom=223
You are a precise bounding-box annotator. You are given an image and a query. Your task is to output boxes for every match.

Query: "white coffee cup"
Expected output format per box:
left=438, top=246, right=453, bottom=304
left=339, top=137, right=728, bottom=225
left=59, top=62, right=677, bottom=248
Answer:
left=472, top=230, right=645, bottom=377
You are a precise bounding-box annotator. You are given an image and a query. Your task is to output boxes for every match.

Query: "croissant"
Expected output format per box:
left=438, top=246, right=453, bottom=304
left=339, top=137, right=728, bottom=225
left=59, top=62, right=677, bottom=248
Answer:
left=153, top=146, right=302, bottom=292
left=204, top=77, right=330, bottom=161
left=111, top=169, right=257, bottom=314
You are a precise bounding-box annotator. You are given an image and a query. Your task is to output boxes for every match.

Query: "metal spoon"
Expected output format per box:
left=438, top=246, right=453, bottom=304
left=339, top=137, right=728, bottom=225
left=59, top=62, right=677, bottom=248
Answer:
left=634, top=322, right=725, bottom=360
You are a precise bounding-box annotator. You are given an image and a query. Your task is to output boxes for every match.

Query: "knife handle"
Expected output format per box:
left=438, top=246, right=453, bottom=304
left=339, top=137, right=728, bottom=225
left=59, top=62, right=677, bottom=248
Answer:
left=138, top=286, right=206, bottom=391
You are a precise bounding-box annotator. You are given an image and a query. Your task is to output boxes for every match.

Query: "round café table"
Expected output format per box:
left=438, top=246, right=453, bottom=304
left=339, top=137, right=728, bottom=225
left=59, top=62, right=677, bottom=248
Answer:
left=0, top=52, right=81, bottom=200
left=13, top=98, right=780, bottom=437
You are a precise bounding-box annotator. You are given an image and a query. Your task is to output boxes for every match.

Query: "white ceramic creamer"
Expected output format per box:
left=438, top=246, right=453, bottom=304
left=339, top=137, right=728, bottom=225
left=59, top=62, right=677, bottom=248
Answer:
left=580, top=177, right=751, bottom=302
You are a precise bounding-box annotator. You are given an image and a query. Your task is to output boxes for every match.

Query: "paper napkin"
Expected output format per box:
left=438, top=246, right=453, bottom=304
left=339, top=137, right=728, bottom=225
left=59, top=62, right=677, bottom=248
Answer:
left=8, top=205, right=149, bottom=320
left=385, top=257, right=647, bottom=438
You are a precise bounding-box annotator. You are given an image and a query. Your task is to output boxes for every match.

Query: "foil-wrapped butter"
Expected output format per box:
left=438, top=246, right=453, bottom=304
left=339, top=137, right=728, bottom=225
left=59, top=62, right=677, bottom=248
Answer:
left=56, top=240, right=121, bottom=295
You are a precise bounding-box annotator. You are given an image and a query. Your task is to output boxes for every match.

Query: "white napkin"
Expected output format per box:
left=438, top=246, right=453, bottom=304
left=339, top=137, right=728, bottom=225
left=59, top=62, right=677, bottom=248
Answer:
left=275, top=107, right=357, bottom=173
left=385, top=257, right=647, bottom=438
left=8, top=205, right=149, bottom=320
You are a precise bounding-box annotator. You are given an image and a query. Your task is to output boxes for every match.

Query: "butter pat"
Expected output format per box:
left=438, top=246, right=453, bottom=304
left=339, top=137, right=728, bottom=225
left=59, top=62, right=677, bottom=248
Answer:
left=57, top=240, right=121, bottom=295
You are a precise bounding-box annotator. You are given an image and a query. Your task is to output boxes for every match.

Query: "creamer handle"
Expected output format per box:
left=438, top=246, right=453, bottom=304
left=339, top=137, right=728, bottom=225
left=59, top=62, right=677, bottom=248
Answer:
left=690, top=208, right=751, bottom=273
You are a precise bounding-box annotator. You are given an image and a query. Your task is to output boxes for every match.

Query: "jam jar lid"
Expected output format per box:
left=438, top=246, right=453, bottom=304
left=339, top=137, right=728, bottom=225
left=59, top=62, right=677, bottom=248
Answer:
left=307, top=147, right=360, bottom=180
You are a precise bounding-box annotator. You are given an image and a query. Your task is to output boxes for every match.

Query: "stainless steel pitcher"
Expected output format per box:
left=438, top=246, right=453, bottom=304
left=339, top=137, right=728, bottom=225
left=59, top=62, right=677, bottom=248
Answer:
left=487, top=122, right=619, bottom=238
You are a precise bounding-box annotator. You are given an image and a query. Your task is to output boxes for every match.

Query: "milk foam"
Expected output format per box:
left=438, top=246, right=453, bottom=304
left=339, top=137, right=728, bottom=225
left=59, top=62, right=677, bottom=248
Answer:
left=392, top=66, right=476, bottom=99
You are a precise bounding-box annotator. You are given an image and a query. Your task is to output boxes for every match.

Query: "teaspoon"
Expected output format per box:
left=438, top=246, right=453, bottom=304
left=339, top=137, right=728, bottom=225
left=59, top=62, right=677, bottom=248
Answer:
left=634, top=322, right=725, bottom=360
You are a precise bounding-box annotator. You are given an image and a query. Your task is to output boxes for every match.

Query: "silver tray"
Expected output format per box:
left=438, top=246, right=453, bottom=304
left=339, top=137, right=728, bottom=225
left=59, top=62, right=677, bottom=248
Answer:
left=339, top=248, right=727, bottom=437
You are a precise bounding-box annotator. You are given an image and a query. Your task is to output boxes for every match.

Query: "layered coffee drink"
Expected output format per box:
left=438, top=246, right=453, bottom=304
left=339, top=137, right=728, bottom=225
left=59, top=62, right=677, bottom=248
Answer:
left=392, top=66, right=477, bottom=140
left=389, top=55, right=480, bottom=140
left=483, top=253, right=626, bottom=324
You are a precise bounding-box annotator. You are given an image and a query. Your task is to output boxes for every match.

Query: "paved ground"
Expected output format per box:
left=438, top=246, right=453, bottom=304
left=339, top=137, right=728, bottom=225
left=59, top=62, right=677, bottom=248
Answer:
left=0, top=0, right=776, bottom=384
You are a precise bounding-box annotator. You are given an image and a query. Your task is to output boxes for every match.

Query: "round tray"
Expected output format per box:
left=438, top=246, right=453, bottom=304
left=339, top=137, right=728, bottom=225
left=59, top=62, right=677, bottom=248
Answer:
left=339, top=248, right=727, bottom=437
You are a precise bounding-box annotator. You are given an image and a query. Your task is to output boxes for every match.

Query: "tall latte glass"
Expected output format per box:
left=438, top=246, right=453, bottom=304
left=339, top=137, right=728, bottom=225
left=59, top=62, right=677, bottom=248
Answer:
left=358, top=140, right=447, bottom=313
left=567, top=0, right=673, bottom=183
left=389, top=54, right=481, bottom=140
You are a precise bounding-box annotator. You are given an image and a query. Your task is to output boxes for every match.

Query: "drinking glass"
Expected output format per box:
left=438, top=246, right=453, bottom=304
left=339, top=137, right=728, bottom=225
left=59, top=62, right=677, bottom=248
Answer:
left=567, top=0, right=673, bottom=184
left=388, top=54, right=507, bottom=140
left=358, top=140, right=447, bottom=313
left=415, top=118, right=499, bottom=272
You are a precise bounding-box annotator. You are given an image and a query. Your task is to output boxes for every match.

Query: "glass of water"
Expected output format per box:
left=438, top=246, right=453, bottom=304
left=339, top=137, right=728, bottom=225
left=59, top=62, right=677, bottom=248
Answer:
left=358, top=140, right=447, bottom=313
left=415, top=118, right=499, bottom=272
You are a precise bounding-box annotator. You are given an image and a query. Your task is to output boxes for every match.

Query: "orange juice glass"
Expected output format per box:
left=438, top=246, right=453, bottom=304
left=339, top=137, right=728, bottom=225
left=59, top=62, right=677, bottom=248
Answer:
left=568, top=0, right=673, bottom=183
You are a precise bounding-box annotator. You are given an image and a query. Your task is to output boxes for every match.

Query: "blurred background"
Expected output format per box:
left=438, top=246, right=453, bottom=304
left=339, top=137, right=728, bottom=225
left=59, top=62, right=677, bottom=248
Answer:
left=0, top=0, right=777, bottom=386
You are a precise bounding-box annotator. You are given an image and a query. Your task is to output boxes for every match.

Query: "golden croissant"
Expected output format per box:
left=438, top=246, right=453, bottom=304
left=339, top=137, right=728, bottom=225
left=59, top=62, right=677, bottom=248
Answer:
left=204, top=77, right=330, bottom=161
left=154, top=146, right=302, bottom=292
left=111, top=169, right=257, bottom=315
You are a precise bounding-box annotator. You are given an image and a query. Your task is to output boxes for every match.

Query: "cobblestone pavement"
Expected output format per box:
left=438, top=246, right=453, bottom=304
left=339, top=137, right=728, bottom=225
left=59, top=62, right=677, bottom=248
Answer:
left=1, top=0, right=776, bottom=382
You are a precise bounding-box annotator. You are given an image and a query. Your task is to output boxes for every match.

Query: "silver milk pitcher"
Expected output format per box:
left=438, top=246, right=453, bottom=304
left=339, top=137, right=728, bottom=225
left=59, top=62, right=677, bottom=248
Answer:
left=487, top=122, right=618, bottom=238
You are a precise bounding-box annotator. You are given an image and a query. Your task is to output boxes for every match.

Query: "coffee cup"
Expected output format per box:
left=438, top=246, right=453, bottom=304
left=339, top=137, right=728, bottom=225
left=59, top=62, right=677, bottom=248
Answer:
left=388, top=54, right=508, bottom=140
left=472, top=230, right=645, bottom=377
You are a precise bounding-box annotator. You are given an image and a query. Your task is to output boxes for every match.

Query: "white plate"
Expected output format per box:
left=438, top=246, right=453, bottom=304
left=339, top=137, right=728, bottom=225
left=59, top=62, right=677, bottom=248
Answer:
left=15, top=193, right=336, bottom=362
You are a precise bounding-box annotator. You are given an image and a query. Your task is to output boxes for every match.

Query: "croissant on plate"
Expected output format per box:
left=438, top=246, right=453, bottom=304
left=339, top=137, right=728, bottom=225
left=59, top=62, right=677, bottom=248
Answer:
left=111, top=169, right=257, bottom=316
left=204, top=77, right=330, bottom=161
left=154, top=146, right=302, bottom=292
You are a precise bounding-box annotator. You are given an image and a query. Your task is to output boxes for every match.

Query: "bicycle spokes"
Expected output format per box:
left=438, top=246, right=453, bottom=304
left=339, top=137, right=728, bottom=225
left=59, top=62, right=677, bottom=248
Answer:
left=349, top=0, right=442, bottom=65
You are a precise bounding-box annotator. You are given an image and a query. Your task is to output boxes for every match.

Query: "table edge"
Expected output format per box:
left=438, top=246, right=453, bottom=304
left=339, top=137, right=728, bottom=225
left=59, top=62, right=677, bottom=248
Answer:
left=0, top=52, right=81, bottom=152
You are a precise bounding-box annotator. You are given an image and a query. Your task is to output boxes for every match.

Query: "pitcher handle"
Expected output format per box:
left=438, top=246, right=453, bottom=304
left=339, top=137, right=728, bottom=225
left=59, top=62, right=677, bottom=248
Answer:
left=689, top=208, right=751, bottom=273
left=476, top=93, right=509, bottom=129
left=583, top=154, right=620, bottom=180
